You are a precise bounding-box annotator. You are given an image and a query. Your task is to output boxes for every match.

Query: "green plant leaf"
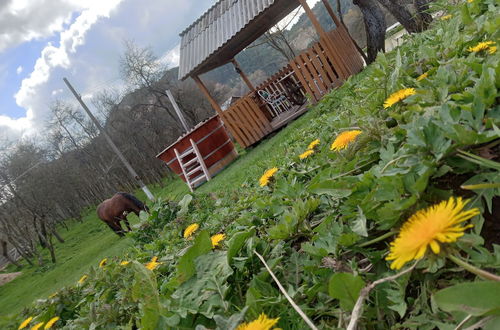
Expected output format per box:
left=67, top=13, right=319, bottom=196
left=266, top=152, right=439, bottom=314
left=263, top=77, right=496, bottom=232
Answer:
left=227, top=227, right=256, bottom=265
left=352, top=207, right=368, bottom=237
left=176, top=230, right=212, bottom=283
left=178, top=194, right=193, bottom=217
left=433, top=281, right=500, bottom=316
left=328, top=273, right=365, bottom=311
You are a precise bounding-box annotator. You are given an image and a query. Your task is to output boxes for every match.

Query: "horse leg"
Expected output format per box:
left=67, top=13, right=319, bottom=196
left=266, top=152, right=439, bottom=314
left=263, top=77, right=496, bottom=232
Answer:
left=106, top=220, right=125, bottom=237
left=123, top=216, right=132, bottom=232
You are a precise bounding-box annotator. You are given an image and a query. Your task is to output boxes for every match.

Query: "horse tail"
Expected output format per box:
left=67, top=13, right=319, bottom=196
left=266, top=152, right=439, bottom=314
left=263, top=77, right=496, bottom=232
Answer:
left=118, top=192, right=148, bottom=211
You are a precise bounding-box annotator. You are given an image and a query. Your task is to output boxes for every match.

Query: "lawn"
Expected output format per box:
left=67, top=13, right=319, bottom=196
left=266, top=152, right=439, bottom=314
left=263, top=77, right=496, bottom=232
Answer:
left=0, top=212, right=134, bottom=316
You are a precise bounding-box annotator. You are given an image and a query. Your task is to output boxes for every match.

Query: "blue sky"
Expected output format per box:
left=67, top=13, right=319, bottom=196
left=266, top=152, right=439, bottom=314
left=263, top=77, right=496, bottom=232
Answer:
left=0, top=0, right=319, bottom=143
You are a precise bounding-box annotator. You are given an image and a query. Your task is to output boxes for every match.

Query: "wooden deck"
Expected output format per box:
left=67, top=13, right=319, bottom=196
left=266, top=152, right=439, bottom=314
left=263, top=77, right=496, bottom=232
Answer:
left=270, top=104, right=309, bottom=130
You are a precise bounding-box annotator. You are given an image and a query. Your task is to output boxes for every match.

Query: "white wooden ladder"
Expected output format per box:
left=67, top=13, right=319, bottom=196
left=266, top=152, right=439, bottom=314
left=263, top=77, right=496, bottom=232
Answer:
left=174, top=139, right=211, bottom=192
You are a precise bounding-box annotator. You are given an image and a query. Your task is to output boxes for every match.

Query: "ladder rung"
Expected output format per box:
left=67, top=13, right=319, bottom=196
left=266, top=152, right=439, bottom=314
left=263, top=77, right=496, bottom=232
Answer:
left=180, top=148, right=194, bottom=158
left=190, top=175, right=207, bottom=186
left=183, top=157, right=199, bottom=168
left=186, top=165, right=202, bottom=177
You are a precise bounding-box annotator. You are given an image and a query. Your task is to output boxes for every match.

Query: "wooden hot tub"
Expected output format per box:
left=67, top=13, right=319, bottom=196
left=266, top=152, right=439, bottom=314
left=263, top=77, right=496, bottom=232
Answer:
left=156, top=115, right=237, bottom=189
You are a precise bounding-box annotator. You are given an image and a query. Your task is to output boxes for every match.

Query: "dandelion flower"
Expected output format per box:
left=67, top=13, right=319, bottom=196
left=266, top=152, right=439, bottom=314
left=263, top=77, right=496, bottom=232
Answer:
left=299, top=149, right=314, bottom=160
left=98, top=258, right=107, bottom=268
left=145, top=256, right=161, bottom=270
left=44, top=317, right=59, bottom=329
left=440, top=14, right=452, bottom=21
left=120, top=261, right=130, bottom=266
left=48, top=293, right=57, bottom=299
left=31, top=322, right=44, bottom=330
left=468, top=41, right=496, bottom=53
left=18, top=316, right=33, bottom=329
left=77, top=275, right=87, bottom=284
left=211, top=233, right=226, bottom=248
left=307, top=139, right=320, bottom=150
left=416, top=72, right=428, bottom=81
left=330, top=130, right=362, bottom=151
left=467, top=0, right=473, bottom=2
left=259, top=167, right=278, bottom=187
left=383, top=88, right=416, bottom=108
left=386, top=197, right=480, bottom=270
left=183, top=223, right=199, bottom=238
left=488, top=46, right=497, bottom=54
left=236, top=313, right=280, bottom=330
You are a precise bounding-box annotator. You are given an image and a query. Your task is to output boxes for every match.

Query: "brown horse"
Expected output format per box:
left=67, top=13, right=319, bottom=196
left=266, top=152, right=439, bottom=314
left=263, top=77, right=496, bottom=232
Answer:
left=97, top=192, right=149, bottom=236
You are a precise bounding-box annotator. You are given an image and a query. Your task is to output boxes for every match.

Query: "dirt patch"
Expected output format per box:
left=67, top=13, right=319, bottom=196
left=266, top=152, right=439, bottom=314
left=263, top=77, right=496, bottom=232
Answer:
left=0, top=272, right=22, bottom=286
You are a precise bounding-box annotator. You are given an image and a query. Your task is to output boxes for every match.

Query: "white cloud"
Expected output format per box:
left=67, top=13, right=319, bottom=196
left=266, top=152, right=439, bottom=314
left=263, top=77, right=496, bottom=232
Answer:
left=12, top=0, right=123, bottom=133
left=16, top=65, right=23, bottom=74
left=159, top=44, right=180, bottom=68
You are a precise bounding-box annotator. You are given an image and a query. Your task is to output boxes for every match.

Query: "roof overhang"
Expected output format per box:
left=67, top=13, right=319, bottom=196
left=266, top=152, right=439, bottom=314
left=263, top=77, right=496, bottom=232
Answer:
left=178, top=0, right=301, bottom=80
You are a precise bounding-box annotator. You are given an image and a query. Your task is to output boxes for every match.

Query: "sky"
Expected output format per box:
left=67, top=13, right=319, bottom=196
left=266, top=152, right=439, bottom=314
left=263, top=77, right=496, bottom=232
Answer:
left=0, top=0, right=319, bottom=144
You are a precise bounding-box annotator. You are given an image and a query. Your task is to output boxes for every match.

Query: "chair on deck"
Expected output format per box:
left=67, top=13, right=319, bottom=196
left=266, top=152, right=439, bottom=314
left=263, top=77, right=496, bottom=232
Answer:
left=257, top=89, right=291, bottom=117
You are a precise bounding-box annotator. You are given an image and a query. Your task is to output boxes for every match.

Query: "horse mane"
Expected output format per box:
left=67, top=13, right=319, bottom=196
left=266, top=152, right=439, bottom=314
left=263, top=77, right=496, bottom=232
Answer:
left=117, top=192, right=146, bottom=211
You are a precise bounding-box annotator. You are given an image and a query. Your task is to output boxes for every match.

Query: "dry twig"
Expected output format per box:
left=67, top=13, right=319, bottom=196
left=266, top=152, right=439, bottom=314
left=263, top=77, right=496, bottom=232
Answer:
left=254, top=250, right=319, bottom=330
left=347, top=262, right=418, bottom=330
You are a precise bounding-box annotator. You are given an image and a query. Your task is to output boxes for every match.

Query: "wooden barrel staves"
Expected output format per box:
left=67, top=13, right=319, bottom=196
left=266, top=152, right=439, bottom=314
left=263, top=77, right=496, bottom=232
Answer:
left=156, top=115, right=238, bottom=188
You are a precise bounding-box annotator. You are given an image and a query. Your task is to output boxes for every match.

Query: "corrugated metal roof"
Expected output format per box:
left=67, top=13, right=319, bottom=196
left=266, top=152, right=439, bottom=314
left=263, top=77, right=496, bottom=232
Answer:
left=178, top=0, right=300, bottom=80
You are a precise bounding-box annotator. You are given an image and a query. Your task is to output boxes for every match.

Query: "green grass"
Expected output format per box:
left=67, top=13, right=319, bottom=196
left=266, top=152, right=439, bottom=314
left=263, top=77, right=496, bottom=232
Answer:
left=0, top=212, right=136, bottom=316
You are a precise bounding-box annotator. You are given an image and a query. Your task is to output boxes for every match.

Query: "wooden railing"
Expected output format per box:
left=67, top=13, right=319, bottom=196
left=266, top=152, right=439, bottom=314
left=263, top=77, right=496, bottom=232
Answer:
left=220, top=94, right=272, bottom=148
left=222, top=26, right=363, bottom=148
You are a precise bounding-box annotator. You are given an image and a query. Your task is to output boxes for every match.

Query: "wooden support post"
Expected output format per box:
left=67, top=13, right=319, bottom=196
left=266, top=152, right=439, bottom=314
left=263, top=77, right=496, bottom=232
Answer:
left=231, top=58, right=256, bottom=93
left=298, top=0, right=350, bottom=79
left=192, top=75, right=224, bottom=116
left=321, top=0, right=368, bottom=62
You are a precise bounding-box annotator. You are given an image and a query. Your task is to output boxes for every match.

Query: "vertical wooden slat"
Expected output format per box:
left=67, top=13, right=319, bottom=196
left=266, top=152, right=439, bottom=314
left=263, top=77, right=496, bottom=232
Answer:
left=241, top=99, right=265, bottom=136
left=313, top=43, right=337, bottom=85
left=220, top=112, right=246, bottom=148
left=290, top=60, right=316, bottom=102
left=307, top=48, right=329, bottom=91
left=299, top=53, right=323, bottom=99
left=235, top=101, right=260, bottom=142
left=224, top=109, right=251, bottom=147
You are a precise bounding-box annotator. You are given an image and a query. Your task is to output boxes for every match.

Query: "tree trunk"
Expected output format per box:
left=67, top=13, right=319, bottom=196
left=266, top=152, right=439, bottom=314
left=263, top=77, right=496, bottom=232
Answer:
left=1, top=240, right=21, bottom=268
left=353, top=0, right=386, bottom=64
left=413, top=0, right=433, bottom=31
left=375, top=0, right=421, bottom=33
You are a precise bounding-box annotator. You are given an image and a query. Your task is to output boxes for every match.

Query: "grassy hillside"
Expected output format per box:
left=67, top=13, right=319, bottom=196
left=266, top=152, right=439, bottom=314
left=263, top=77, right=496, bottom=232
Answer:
left=0, top=213, right=134, bottom=316
left=1, top=0, right=499, bottom=328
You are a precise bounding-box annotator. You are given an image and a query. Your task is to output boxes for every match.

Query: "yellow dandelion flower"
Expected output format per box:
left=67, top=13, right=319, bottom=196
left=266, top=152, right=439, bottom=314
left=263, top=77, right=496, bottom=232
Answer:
left=48, top=293, right=57, bottom=299
left=145, top=256, right=161, bottom=270
left=467, top=0, right=473, bottom=3
left=77, top=275, right=87, bottom=285
left=211, top=233, right=226, bottom=248
left=259, top=167, right=278, bottom=187
left=440, top=14, right=452, bottom=21
left=183, top=223, right=199, bottom=238
left=488, top=46, right=497, bottom=54
left=307, top=139, right=320, bottom=150
left=44, top=317, right=59, bottom=329
left=383, top=88, right=416, bottom=108
left=31, top=322, right=44, bottom=330
left=18, top=316, right=33, bottom=330
left=330, top=130, right=362, bottom=151
left=98, top=258, right=107, bottom=268
left=120, top=261, right=130, bottom=266
left=468, top=41, right=496, bottom=53
left=299, top=149, right=314, bottom=160
left=386, top=197, right=480, bottom=270
left=416, top=72, right=428, bottom=81
left=236, top=313, right=280, bottom=330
